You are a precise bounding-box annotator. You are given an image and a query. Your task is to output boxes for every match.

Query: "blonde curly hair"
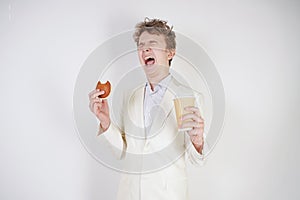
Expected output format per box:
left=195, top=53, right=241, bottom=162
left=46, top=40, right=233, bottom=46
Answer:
left=133, top=18, right=176, bottom=66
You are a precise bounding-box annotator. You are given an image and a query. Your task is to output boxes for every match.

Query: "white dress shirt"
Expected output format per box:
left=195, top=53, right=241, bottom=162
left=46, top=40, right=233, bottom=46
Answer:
left=143, top=74, right=172, bottom=136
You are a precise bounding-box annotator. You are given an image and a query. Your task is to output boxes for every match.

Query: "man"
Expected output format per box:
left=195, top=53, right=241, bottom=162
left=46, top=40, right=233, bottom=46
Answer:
left=89, top=18, right=207, bottom=200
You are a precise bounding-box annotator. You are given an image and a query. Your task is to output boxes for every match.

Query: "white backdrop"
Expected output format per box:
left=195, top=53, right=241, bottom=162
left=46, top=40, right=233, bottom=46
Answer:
left=1, top=0, right=299, bottom=199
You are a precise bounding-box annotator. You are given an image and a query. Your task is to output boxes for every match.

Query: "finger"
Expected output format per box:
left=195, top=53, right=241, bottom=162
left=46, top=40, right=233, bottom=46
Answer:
left=93, top=90, right=105, bottom=99
left=89, top=99, right=102, bottom=112
left=101, top=99, right=109, bottom=111
left=90, top=102, right=101, bottom=113
left=182, top=122, right=204, bottom=131
left=88, top=89, right=101, bottom=99
left=102, top=99, right=108, bottom=105
left=89, top=90, right=105, bottom=100
left=184, top=106, right=201, bottom=117
left=181, top=113, right=203, bottom=123
left=89, top=101, right=100, bottom=112
left=187, top=128, right=199, bottom=136
left=181, top=121, right=202, bottom=129
left=88, top=89, right=97, bottom=97
left=89, top=98, right=102, bottom=108
left=98, top=112, right=109, bottom=121
left=187, top=127, right=204, bottom=137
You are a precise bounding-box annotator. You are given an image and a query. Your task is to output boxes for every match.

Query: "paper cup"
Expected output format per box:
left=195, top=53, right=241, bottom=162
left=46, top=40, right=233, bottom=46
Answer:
left=173, top=97, right=195, bottom=132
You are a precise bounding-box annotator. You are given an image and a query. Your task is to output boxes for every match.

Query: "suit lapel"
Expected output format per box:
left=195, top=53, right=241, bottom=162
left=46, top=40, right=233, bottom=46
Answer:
left=127, top=85, right=145, bottom=137
left=127, top=77, right=184, bottom=138
left=136, top=86, right=145, bottom=129
left=147, top=78, right=178, bottom=137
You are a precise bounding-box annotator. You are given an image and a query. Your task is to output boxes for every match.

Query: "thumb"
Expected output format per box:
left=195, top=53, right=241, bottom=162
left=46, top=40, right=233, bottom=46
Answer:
left=102, top=99, right=109, bottom=109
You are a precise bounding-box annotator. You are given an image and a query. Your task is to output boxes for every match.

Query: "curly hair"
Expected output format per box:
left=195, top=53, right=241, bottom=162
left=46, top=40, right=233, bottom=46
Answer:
left=133, top=18, right=176, bottom=66
left=133, top=18, right=176, bottom=49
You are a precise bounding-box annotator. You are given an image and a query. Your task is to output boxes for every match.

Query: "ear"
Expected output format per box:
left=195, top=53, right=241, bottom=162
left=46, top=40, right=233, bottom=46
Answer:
left=167, top=49, right=176, bottom=60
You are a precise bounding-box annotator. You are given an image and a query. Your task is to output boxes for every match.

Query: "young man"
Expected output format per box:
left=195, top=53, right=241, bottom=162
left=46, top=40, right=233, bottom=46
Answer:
left=89, top=18, right=206, bottom=200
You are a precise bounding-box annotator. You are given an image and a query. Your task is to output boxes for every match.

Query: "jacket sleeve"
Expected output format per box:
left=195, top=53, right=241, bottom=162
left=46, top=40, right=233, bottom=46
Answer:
left=96, top=123, right=126, bottom=159
left=95, top=91, right=128, bottom=159
left=184, top=133, right=209, bottom=166
left=184, top=91, right=209, bottom=166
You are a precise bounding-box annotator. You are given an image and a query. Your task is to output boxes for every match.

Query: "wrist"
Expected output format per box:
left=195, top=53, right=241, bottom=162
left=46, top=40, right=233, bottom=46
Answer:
left=192, top=136, right=204, bottom=154
left=101, top=120, right=111, bottom=130
left=98, top=121, right=111, bottom=135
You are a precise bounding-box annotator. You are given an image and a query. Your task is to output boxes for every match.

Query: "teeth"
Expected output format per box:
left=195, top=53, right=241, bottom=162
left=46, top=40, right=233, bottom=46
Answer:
left=144, top=56, right=153, bottom=60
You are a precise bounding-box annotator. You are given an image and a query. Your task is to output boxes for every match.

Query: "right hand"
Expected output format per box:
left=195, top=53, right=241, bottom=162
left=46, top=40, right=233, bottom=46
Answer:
left=89, top=89, right=111, bottom=132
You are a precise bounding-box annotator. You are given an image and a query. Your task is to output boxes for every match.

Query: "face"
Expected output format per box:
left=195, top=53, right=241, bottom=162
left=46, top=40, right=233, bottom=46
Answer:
left=137, top=31, right=175, bottom=79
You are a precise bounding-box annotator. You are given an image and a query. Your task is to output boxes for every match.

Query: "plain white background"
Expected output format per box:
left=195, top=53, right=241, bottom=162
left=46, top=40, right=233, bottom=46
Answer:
left=1, top=0, right=299, bottom=199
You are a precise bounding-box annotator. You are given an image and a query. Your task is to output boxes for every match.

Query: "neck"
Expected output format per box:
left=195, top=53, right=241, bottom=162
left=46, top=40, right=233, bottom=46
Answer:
left=147, top=73, right=169, bottom=91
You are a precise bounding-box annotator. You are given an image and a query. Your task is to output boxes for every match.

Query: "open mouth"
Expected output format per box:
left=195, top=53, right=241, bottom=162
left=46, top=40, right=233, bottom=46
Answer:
left=144, top=56, right=155, bottom=65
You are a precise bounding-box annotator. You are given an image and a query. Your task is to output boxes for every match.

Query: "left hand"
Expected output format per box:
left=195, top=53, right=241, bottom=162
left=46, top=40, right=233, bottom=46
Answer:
left=180, top=106, right=204, bottom=153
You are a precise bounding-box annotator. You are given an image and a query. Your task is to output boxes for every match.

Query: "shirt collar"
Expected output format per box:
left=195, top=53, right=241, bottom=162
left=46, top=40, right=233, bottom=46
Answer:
left=145, top=74, right=172, bottom=94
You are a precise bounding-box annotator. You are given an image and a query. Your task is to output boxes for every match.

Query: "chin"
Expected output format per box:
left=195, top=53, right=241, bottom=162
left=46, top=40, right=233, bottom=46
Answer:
left=143, top=64, right=157, bottom=75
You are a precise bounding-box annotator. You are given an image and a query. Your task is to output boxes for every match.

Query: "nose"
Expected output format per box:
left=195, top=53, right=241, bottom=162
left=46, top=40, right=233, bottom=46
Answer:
left=143, top=47, right=150, bottom=52
left=142, top=45, right=151, bottom=52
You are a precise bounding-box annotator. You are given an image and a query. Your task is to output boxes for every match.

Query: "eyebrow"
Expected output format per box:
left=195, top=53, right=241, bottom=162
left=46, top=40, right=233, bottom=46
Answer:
left=138, top=40, right=158, bottom=45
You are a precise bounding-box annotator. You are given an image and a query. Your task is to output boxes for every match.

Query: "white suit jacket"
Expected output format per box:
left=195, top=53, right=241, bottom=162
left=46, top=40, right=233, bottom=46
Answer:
left=98, top=76, right=208, bottom=200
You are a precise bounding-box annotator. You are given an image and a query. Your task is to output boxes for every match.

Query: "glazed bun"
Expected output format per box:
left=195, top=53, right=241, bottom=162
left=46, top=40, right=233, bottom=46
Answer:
left=96, top=81, right=111, bottom=98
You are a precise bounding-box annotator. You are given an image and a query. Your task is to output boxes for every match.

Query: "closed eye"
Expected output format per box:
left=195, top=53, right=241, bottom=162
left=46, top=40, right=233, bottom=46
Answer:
left=149, top=41, right=158, bottom=45
left=138, top=43, right=144, bottom=48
